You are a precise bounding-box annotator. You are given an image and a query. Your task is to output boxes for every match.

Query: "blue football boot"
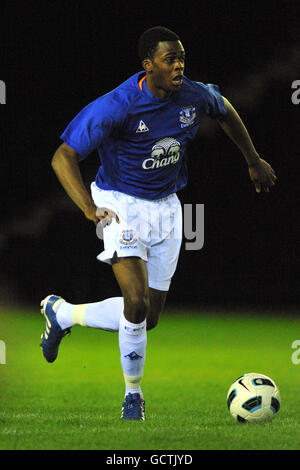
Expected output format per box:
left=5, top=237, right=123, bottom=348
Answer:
left=121, top=393, right=145, bottom=421
left=40, top=295, right=71, bottom=363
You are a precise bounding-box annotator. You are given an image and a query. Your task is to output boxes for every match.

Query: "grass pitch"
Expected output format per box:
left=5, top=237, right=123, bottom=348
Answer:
left=0, top=306, right=300, bottom=450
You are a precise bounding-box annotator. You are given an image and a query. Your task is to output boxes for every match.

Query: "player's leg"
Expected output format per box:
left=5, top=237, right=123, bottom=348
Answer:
left=145, top=193, right=183, bottom=330
left=43, top=287, right=165, bottom=333
left=44, top=277, right=166, bottom=345
left=40, top=294, right=123, bottom=363
left=147, top=288, right=168, bottom=330
left=54, top=296, right=124, bottom=331
left=112, top=256, right=149, bottom=323
left=112, top=256, right=149, bottom=420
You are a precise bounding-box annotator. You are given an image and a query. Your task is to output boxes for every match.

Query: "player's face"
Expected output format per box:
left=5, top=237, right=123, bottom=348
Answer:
left=145, top=41, right=185, bottom=98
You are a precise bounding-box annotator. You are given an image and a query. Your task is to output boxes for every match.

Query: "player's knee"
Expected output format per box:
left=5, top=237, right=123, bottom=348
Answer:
left=124, top=293, right=150, bottom=323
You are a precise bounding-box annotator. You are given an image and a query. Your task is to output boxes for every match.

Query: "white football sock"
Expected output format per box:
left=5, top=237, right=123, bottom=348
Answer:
left=56, top=297, right=124, bottom=331
left=125, top=382, right=143, bottom=399
left=119, top=312, right=147, bottom=398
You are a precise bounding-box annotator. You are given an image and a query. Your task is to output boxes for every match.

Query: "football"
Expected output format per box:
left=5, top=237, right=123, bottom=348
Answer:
left=227, top=372, right=281, bottom=423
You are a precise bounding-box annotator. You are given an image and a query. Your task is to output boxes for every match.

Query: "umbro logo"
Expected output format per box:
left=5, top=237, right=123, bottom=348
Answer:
left=124, top=351, right=143, bottom=360
left=136, top=120, right=149, bottom=133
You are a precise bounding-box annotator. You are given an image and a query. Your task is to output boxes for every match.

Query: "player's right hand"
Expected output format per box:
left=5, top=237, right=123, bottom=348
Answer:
left=96, top=207, right=120, bottom=226
left=83, top=203, right=101, bottom=225
left=84, top=204, right=120, bottom=226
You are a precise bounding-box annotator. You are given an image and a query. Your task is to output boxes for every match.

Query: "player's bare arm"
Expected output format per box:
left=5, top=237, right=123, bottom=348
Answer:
left=217, top=97, right=277, bottom=192
left=51, top=143, right=119, bottom=225
left=51, top=143, right=99, bottom=223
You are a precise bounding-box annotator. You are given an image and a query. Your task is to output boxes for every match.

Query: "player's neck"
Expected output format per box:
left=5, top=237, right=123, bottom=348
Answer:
left=145, top=76, right=171, bottom=101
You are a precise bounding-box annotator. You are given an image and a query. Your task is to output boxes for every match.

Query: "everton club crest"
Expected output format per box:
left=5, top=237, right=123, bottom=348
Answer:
left=179, top=105, right=196, bottom=128
left=120, top=229, right=137, bottom=246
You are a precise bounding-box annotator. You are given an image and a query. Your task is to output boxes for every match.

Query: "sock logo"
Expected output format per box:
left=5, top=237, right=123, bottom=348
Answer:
left=124, top=324, right=145, bottom=335
left=124, top=351, right=143, bottom=360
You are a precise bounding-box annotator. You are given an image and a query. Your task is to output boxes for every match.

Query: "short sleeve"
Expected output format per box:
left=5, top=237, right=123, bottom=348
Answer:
left=205, top=83, right=227, bottom=119
left=60, top=94, right=123, bottom=159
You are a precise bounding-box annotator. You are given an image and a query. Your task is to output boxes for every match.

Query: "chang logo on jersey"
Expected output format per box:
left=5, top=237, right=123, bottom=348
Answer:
left=142, top=137, right=181, bottom=170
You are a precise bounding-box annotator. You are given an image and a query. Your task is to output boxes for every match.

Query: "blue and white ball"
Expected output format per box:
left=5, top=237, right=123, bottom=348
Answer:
left=227, top=372, right=281, bottom=423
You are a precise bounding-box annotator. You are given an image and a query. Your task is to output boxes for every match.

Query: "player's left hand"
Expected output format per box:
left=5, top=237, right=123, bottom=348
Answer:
left=248, top=158, right=277, bottom=193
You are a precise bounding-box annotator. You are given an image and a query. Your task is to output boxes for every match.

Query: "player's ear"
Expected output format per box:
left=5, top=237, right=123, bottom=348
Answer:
left=143, top=58, right=153, bottom=73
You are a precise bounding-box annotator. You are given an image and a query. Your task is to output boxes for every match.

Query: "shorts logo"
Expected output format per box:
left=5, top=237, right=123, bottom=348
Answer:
left=142, top=137, right=181, bottom=170
left=120, top=229, right=137, bottom=246
left=179, top=105, right=196, bottom=127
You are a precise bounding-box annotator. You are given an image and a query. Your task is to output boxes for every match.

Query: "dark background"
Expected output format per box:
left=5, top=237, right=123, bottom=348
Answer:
left=0, top=0, right=299, bottom=312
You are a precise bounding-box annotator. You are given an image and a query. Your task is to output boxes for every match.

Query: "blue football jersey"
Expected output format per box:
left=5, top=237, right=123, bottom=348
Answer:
left=60, top=71, right=226, bottom=200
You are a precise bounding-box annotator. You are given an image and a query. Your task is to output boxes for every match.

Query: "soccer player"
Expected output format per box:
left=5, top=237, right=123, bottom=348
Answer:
left=40, top=26, right=277, bottom=420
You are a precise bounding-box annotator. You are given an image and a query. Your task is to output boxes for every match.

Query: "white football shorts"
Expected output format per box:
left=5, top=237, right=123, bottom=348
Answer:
left=91, top=182, right=182, bottom=291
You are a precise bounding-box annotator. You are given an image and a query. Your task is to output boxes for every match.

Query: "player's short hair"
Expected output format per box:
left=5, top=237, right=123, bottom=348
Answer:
left=138, top=26, right=180, bottom=62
